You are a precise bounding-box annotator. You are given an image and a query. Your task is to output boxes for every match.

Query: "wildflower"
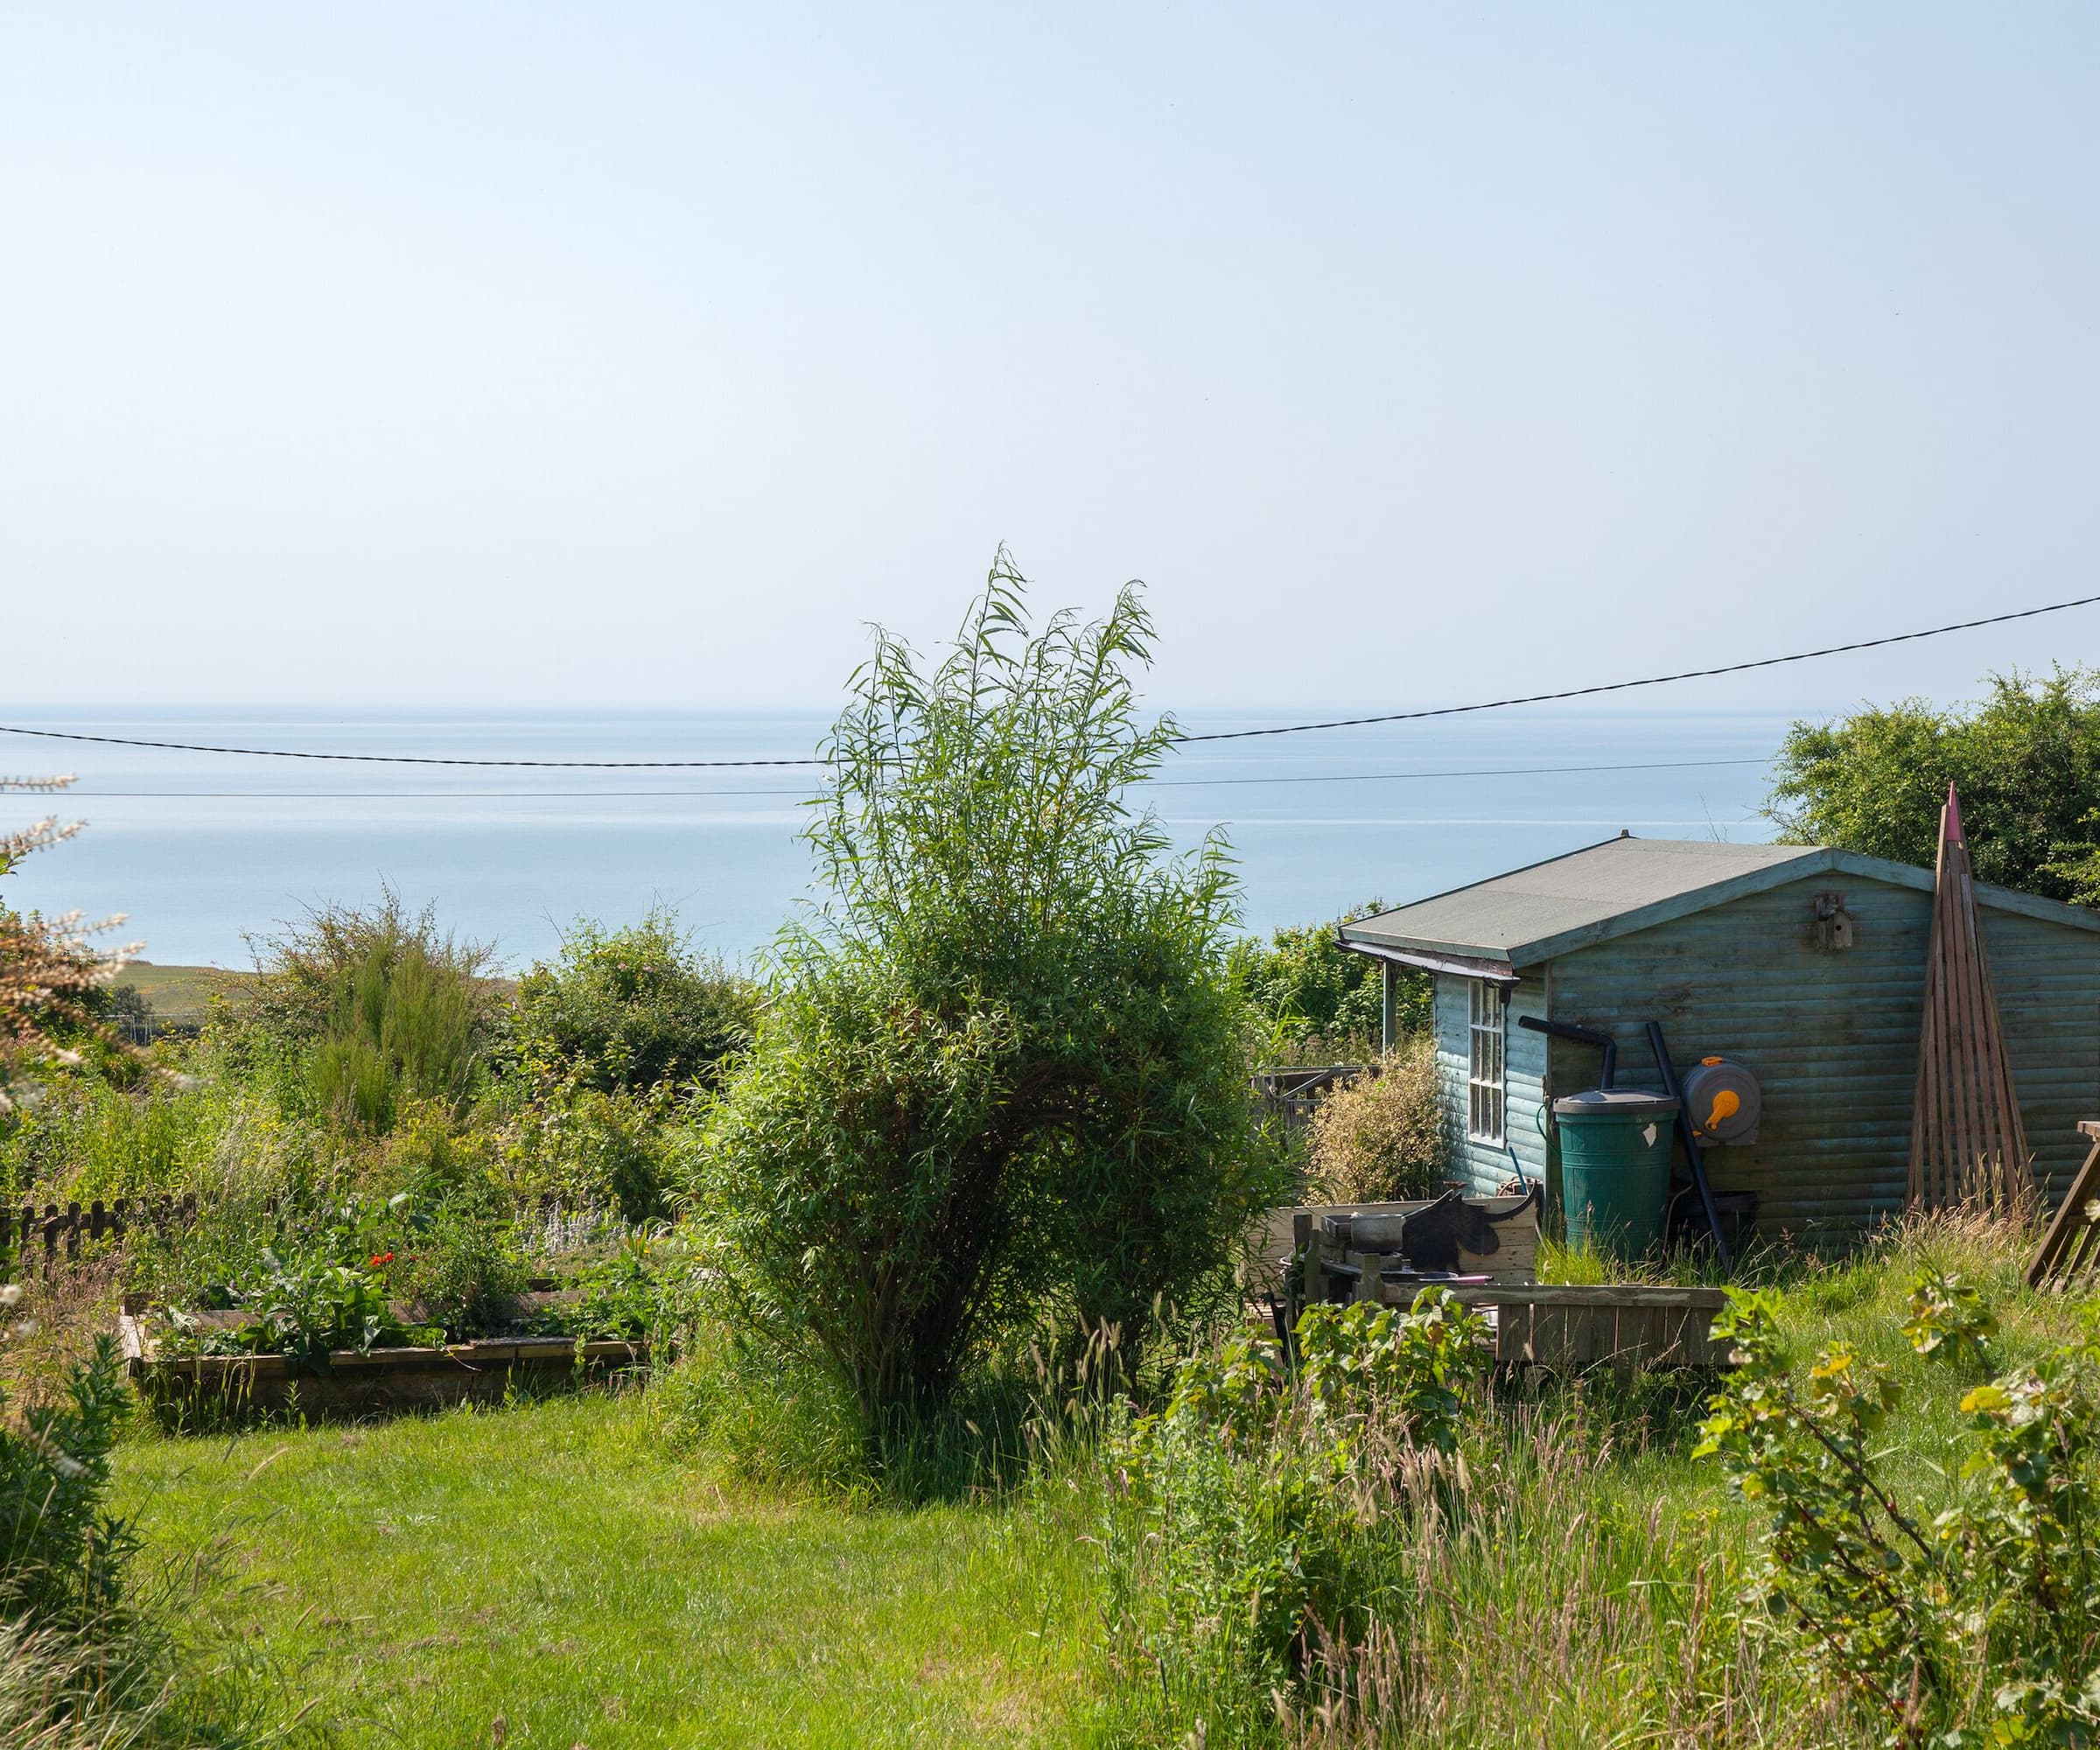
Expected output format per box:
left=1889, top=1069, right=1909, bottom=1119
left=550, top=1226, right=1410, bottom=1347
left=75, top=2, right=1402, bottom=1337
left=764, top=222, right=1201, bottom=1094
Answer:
left=369, top=1251, right=396, bottom=1268
left=0, top=1284, right=20, bottom=1306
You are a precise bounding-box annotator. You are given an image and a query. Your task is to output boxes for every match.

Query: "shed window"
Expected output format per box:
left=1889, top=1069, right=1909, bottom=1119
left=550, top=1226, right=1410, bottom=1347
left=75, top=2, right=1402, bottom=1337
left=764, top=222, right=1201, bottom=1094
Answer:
left=1467, top=980, right=1508, bottom=1143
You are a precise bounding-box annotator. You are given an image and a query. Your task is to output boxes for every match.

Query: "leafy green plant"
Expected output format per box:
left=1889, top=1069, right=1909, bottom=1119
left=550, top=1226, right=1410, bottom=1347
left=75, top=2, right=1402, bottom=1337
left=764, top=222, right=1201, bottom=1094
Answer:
left=1697, top=1278, right=2100, bottom=1746
left=504, top=912, right=757, bottom=1096
left=1768, top=665, right=2100, bottom=901
left=0, top=1310, right=134, bottom=1631
left=496, top=1074, right=678, bottom=1223
left=1098, top=1291, right=1490, bottom=1735
left=164, top=1193, right=434, bottom=1366
left=390, top=1188, right=528, bottom=1340
left=696, top=556, right=1280, bottom=1447
left=563, top=1231, right=698, bottom=1342
left=1227, top=900, right=1429, bottom=1060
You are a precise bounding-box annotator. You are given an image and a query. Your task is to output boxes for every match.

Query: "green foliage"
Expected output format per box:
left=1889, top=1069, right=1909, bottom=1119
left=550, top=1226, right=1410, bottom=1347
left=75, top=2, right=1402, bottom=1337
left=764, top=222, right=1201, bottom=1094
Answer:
left=1098, top=1291, right=1491, bottom=1735
left=1768, top=667, right=2100, bottom=902
left=1228, top=900, right=1430, bottom=1058
left=504, top=912, right=757, bottom=1096
left=495, top=1076, right=680, bottom=1223
left=1697, top=1278, right=2100, bottom=1746
left=0, top=1322, right=134, bottom=1631
left=237, top=892, right=499, bottom=1132
left=162, top=1194, right=431, bottom=1365
left=564, top=1230, right=701, bottom=1343
left=696, top=557, right=1280, bottom=1443
left=390, top=1186, right=528, bottom=1340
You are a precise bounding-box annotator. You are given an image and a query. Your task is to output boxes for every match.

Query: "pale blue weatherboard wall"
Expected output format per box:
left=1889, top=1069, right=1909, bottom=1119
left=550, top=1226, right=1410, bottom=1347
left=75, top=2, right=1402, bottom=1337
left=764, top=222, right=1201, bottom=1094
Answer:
left=1524, top=870, right=2100, bottom=1236
left=1436, top=970, right=1550, bottom=1195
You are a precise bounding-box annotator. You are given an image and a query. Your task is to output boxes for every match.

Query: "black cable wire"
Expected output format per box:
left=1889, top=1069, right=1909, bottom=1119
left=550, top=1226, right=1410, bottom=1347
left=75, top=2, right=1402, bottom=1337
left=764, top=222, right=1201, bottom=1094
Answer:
left=7, top=591, right=2094, bottom=767
left=1172, top=592, right=2100, bottom=743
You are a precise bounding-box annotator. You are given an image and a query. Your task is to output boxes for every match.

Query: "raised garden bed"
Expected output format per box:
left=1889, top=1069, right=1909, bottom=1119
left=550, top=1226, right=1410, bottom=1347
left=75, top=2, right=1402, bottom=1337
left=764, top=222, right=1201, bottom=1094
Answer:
left=118, top=1307, right=648, bottom=1418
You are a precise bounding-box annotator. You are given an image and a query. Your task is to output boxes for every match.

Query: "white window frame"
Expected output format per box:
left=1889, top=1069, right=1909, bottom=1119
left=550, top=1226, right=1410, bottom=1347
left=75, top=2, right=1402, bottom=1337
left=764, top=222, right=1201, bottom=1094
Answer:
left=1467, top=979, right=1508, bottom=1144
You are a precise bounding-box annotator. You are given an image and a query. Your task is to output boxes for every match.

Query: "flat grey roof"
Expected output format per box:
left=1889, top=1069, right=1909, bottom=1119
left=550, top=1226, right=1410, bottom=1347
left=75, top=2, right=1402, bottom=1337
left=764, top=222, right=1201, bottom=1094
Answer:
left=1338, top=835, right=2100, bottom=969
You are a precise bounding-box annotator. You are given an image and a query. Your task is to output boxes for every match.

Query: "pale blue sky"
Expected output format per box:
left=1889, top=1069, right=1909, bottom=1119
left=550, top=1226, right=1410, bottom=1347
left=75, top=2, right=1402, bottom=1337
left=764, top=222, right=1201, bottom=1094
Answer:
left=4, top=5, right=2096, bottom=713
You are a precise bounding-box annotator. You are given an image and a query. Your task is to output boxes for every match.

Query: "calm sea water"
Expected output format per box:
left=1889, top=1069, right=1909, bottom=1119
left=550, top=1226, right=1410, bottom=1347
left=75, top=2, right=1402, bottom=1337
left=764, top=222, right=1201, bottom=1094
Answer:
left=1, top=706, right=1799, bottom=970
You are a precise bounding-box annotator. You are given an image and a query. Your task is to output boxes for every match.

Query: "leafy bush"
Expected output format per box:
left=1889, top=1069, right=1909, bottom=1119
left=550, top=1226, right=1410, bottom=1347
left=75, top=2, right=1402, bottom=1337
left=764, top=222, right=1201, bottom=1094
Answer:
left=237, top=893, right=499, bottom=1132
left=495, top=1076, right=678, bottom=1223
left=390, top=1187, right=528, bottom=1340
left=1099, top=1292, right=1489, bottom=1734
left=696, top=559, right=1280, bottom=1445
left=1697, top=1276, right=2100, bottom=1746
left=1228, top=901, right=1430, bottom=1060
left=504, top=913, right=756, bottom=1096
left=1768, top=665, right=2100, bottom=902
left=0, top=1327, right=133, bottom=1630
left=1303, top=1036, right=1447, bottom=1204
left=0, top=1311, right=134, bottom=1631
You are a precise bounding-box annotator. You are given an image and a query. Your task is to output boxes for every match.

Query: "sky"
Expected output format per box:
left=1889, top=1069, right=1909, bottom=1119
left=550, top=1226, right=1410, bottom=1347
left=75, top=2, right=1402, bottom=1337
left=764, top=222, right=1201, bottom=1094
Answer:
left=4, top=5, right=2097, bottom=717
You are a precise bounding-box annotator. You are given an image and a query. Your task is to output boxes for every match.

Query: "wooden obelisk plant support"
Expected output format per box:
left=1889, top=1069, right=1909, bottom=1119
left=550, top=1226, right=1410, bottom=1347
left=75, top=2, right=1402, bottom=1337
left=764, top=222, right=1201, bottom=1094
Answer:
left=2028, top=1122, right=2100, bottom=1292
left=1908, top=784, right=2034, bottom=1214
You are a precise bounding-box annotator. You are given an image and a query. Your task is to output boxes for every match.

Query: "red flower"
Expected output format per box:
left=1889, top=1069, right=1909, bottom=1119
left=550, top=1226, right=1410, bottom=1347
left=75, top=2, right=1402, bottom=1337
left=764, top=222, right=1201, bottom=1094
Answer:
left=369, top=1251, right=396, bottom=1268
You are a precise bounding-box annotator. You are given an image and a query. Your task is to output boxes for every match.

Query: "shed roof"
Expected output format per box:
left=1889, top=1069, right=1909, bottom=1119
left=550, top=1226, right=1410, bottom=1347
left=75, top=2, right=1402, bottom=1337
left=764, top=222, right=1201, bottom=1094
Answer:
left=1339, top=835, right=2100, bottom=970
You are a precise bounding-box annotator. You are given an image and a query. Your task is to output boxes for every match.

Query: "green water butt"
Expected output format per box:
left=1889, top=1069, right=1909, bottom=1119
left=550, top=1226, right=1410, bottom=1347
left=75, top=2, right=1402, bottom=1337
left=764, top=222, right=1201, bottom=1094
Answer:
left=1552, top=1089, right=1679, bottom=1258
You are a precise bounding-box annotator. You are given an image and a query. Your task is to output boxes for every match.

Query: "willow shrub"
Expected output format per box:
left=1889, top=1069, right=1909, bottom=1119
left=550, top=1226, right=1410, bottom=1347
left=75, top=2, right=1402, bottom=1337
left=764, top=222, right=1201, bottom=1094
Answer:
left=694, top=556, right=1282, bottom=1444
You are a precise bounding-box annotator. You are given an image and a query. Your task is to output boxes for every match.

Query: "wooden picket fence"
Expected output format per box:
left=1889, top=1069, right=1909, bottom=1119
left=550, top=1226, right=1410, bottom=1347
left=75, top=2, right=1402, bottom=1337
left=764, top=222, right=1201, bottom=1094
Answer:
left=7, top=1194, right=200, bottom=1264
left=6, top=1189, right=605, bottom=1269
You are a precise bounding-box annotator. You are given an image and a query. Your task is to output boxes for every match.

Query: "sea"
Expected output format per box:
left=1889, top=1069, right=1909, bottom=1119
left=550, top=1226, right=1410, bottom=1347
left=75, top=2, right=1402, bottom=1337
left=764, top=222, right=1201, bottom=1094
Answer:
left=0, top=705, right=1802, bottom=972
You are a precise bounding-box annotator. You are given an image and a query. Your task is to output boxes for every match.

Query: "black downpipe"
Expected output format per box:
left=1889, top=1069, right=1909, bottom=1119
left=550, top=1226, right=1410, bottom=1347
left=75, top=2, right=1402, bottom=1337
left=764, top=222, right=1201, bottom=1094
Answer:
left=1644, top=1019, right=1732, bottom=1270
left=1516, top=1014, right=1617, bottom=1089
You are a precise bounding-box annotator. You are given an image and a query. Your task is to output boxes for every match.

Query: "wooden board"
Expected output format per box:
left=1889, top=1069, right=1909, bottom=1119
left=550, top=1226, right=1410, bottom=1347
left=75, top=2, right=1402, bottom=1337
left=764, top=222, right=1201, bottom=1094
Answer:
left=2028, top=1122, right=2100, bottom=1292
left=1448, top=1284, right=1732, bottom=1371
left=121, top=1316, right=648, bottom=1418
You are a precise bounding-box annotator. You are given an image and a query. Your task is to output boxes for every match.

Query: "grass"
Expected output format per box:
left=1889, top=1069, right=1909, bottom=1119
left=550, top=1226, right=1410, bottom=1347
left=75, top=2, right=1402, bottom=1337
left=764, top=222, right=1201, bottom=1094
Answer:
left=114, top=1390, right=1101, bottom=1749
left=117, top=962, right=250, bottom=1026
left=94, top=1213, right=2089, bottom=1748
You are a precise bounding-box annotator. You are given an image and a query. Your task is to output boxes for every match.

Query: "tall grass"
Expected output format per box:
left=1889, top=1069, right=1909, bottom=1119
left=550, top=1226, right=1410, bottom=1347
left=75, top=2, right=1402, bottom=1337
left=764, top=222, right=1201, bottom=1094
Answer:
left=243, top=894, right=498, bottom=1133
left=1066, top=1211, right=2076, bottom=1748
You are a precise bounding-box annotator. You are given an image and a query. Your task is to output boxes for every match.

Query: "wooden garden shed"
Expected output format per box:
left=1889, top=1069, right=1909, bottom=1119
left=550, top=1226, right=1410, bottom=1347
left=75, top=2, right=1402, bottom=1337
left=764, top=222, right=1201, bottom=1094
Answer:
left=1339, top=835, right=2100, bottom=1238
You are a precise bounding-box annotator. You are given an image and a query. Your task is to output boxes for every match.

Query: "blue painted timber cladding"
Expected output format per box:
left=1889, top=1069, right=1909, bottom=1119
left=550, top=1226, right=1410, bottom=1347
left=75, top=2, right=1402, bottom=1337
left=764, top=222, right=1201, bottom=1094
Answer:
left=1434, top=970, right=1551, bottom=1195
left=1519, top=871, right=2100, bottom=1238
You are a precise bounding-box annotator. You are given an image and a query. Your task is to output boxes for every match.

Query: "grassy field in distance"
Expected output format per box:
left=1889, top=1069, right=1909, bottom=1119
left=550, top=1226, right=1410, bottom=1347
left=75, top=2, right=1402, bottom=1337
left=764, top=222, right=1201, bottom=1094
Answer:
left=112, top=961, right=248, bottom=1024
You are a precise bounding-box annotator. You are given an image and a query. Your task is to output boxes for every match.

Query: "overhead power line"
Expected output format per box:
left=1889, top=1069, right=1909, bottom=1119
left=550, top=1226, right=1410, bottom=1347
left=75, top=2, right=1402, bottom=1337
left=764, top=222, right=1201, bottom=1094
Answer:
left=1172, top=592, right=2100, bottom=743
left=7, top=592, right=2096, bottom=767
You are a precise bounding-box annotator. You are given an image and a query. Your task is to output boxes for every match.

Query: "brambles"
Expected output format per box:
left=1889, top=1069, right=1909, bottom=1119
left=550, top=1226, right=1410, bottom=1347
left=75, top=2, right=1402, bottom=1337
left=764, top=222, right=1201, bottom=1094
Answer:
left=1696, top=1277, right=2100, bottom=1746
left=503, top=912, right=757, bottom=1096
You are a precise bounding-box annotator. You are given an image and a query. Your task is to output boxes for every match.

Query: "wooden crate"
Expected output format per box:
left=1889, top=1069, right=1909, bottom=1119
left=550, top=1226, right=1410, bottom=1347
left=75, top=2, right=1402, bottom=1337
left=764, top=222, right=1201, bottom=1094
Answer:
left=120, top=1315, right=648, bottom=1419
left=1448, top=1284, right=1732, bottom=1372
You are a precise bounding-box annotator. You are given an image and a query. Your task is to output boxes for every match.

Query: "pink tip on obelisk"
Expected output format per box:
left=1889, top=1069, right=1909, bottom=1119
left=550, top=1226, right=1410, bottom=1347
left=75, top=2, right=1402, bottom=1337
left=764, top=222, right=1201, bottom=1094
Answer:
left=1945, top=782, right=1964, bottom=844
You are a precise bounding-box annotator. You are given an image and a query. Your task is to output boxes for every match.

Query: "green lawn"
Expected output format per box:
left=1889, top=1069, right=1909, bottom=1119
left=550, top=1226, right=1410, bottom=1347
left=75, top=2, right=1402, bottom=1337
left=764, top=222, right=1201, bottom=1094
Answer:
left=116, top=1391, right=1098, bottom=1748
